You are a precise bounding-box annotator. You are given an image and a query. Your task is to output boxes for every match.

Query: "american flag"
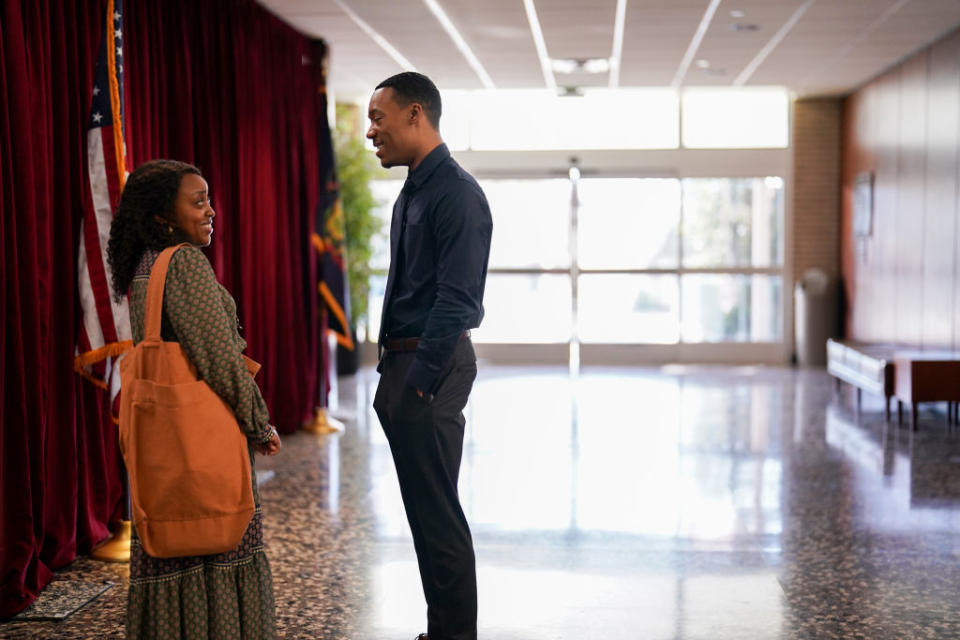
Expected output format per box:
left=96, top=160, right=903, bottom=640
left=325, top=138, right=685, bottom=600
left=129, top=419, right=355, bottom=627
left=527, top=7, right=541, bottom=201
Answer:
left=74, top=0, right=131, bottom=412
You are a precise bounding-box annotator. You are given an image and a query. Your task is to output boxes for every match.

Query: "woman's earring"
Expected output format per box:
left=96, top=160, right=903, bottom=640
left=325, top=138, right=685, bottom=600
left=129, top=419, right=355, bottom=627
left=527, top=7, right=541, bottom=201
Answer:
left=167, top=225, right=174, bottom=234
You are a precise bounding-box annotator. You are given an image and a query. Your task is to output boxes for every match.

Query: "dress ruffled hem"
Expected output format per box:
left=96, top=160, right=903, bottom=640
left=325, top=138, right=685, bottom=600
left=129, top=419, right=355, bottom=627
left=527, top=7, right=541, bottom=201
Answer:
left=127, top=549, right=276, bottom=639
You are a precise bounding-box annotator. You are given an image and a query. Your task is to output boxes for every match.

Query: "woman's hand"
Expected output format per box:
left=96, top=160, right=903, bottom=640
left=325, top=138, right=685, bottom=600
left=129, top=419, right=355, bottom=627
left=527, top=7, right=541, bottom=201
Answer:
left=255, top=426, right=281, bottom=456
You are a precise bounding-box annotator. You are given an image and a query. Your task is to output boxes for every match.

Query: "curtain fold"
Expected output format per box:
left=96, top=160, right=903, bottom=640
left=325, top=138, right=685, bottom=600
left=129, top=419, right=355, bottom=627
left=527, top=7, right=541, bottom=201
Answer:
left=0, top=0, right=122, bottom=618
left=2, top=0, right=325, bottom=616
left=126, top=0, right=320, bottom=433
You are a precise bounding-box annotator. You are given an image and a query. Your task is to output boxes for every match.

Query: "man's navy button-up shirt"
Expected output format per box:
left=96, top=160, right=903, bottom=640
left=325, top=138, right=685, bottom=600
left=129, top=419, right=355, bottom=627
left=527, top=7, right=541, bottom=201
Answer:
left=379, top=143, right=493, bottom=393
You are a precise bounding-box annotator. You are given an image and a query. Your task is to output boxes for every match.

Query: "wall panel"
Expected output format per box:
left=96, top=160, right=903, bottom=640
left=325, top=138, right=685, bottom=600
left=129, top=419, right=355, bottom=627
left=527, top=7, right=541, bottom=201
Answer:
left=842, top=27, right=960, bottom=348
left=895, top=53, right=928, bottom=346
left=871, top=72, right=900, bottom=342
left=922, top=34, right=960, bottom=348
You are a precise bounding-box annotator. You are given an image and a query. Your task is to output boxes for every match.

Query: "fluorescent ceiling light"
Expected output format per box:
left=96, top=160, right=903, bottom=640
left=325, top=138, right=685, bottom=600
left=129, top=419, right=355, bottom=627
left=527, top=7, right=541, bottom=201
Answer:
left=671, top=0, right=722, bottom=88
left=422, top=0, right=496, bottom=89
left=332, top=0, right=417, bottom=72
left=551, top=58, right=611, bottom=74
left=583, top=58, right=611, bottom=74
left=551, top=59, right=578, bottom=74
left=609, top=0, right=627, bottom=87
left=522, top=0, right=557, bottom=90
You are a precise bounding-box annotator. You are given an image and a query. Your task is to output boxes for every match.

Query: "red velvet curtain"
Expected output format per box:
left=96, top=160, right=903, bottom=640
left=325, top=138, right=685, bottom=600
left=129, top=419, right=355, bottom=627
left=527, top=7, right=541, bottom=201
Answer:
left=125, top=0, right=320, bottom=433
left=0, top=0, right=124, bottom=618
left=2, top=0, right=324, bottom=616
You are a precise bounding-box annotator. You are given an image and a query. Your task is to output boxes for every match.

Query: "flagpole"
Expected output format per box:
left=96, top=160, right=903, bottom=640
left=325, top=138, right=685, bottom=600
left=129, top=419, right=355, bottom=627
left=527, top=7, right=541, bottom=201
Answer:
left=91, top=454, right=132, bottom=562
left=304, top=39, right=345, bottom=436
left=304, top=307, right=345, bottom=435
left=84, top=0, right=132, bottom=564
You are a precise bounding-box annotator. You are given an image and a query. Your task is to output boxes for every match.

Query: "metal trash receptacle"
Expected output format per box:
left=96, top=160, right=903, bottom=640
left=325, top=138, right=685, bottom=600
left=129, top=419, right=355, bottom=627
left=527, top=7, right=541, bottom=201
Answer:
left=794, top=268, right=835, bottom=366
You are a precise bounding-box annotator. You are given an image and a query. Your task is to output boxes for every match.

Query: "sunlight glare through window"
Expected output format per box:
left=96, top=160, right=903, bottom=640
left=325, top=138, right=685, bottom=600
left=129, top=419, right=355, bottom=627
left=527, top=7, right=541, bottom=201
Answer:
left=441, top=88, right=679, bottom=151
left=682, top=87, right=788, bottom=148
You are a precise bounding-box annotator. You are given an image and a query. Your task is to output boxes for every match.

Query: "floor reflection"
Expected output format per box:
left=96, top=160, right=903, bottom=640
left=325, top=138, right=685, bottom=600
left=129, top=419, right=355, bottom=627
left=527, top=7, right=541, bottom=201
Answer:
left=361, top=366, right=792, bottom=639
left=6, top=365, right=960, bottom=639
left=354, top=365, right=960, bottom=639
left=369, top=368, right=786, bottom=547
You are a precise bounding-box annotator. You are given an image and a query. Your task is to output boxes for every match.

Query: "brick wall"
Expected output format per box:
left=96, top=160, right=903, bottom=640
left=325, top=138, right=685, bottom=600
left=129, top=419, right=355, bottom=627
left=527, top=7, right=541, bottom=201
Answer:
left=792, top=99, right=843, bottom=286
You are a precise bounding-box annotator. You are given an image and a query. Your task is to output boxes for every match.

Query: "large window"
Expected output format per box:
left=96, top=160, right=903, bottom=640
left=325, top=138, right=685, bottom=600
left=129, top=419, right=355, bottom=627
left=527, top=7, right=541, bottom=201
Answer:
left=578, top=274, right=679, bottom=344
left=358, top=86, right=789, bottom=359
left=577, top=179, right=680, bottom=270
left=681, top=177, right=784, bottom=268
left=477, top=274, right=573, bottom=343
left=366, top=175, right=785, bottom=347
left=681, top=88, right=789, bottom=149
left=439, top=87, right=788, bottom=151
left=483, top=180, right=570, bottom=269
left=442, top=88, right=680, bottom=151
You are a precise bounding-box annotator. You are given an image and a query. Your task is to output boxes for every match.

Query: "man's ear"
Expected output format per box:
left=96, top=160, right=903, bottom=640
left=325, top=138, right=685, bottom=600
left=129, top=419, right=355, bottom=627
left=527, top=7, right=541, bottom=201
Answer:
left=409, top=103, right=422, bottom=124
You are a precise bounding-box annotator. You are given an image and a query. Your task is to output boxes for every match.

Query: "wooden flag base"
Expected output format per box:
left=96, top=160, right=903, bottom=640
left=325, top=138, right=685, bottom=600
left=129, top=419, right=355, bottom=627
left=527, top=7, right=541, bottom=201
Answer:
left=303, top=407, right=345, bottom=435
left=90, top=520, right=132, bottom=563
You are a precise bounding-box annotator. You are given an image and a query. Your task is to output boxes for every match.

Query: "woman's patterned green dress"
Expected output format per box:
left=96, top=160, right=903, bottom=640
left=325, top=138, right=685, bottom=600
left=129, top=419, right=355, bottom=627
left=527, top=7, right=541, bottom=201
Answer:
left=126, top=246, right=277, bottom=639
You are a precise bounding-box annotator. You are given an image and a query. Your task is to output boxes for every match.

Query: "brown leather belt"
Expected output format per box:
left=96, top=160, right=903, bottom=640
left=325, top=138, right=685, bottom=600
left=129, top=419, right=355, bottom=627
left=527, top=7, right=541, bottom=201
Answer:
left=383, top=330, right=470, bottom=352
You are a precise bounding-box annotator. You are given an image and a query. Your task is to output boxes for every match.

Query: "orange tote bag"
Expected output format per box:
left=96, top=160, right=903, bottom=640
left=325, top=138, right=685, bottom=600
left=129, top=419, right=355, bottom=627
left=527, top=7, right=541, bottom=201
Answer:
left=118, top=244, right=256, bottom=558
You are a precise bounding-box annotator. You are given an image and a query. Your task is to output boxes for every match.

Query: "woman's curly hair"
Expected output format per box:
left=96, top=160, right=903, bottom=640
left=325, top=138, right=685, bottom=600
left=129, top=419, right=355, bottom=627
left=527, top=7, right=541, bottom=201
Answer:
left=107, top=159, right=201, bottom=300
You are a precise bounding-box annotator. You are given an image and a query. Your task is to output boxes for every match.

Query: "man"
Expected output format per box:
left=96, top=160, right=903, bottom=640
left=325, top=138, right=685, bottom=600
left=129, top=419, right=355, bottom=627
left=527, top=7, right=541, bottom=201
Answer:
left=368, top=72, right=492, bottom=640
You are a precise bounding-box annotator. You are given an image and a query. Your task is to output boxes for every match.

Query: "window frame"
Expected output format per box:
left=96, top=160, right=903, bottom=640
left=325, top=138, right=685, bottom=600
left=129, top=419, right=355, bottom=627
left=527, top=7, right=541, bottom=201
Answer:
left=363, top=142, right=793, bottom=366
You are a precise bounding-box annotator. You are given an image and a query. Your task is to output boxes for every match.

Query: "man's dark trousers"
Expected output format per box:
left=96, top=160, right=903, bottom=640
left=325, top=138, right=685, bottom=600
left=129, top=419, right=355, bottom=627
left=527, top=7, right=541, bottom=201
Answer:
left=373, top=338, right=478, bottom=640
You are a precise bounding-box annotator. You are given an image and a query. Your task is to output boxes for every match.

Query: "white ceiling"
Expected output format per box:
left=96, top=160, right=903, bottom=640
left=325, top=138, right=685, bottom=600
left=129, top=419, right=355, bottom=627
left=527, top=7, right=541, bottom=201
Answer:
left=258, top=0, right=960, bottom=102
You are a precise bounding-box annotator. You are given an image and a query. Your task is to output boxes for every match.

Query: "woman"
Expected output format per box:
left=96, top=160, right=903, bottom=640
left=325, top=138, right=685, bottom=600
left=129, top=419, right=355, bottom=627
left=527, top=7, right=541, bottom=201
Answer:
left=107, top=159, right=280, bottom=639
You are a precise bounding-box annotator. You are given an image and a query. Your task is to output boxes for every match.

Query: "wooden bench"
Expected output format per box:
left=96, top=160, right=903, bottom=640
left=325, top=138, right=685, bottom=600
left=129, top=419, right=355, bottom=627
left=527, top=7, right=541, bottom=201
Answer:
left=894, top=350, right=960, bottom=430
left=828, top=340, right=960, bottom=428
left=826, top=339, right=895, bottom=421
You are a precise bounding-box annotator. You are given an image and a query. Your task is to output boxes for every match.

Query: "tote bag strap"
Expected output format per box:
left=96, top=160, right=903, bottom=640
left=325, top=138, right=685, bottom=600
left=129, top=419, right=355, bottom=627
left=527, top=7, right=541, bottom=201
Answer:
left=144, top=243, right=192, bottom=341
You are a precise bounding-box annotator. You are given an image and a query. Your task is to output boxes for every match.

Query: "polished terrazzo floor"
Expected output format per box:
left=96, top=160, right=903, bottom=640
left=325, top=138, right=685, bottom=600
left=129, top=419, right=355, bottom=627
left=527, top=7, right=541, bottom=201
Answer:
left=4, top=364, right=960, bottom=639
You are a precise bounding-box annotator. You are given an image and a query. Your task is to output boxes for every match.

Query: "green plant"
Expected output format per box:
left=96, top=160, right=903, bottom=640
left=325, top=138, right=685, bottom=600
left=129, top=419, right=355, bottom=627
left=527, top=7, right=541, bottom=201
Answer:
left=335, top=103, right=385, bottom=332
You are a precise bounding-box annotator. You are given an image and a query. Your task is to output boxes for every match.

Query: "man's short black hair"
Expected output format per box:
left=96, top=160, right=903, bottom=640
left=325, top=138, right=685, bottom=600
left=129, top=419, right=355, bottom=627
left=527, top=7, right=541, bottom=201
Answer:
left=376, top=72, right=442, bottom=130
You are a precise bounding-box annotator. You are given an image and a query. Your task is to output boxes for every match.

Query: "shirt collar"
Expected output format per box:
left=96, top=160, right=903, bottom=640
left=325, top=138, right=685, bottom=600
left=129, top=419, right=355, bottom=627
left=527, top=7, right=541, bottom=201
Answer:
left=403, top=143, right=449, bottom=193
